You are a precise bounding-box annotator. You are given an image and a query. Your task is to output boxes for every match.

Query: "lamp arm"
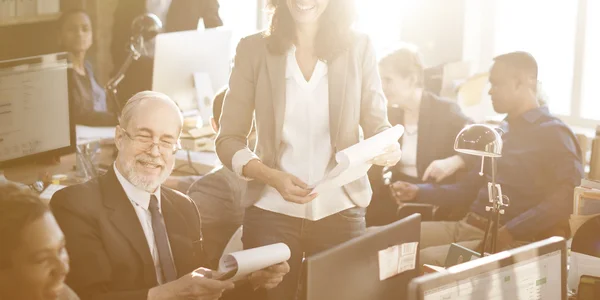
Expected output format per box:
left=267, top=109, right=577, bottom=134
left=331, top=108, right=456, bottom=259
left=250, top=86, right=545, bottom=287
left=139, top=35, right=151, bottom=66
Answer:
left=105, top=42, right=142, bottom=118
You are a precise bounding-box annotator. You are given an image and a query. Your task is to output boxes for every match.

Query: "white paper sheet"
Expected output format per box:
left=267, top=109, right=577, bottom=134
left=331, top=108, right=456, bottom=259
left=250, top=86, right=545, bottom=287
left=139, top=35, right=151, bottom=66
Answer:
left=378, top=241, right=418, bottom=281
left=215, top=243, right=291, bottom=282
left=311, top=125, right=404, bottom=195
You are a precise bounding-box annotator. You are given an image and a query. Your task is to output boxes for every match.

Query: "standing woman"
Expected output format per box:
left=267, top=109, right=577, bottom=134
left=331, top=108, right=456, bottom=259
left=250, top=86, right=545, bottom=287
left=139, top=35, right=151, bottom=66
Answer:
left=216, top=0, right=400, bottom=298
left=58, top=10, right=117, bottom=126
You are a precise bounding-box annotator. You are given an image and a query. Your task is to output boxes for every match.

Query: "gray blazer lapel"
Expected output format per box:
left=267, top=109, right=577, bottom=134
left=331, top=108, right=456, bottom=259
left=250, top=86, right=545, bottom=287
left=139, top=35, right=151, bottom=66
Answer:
left=266, top=51, right=287, bottom=153
left=327, top=51, right=349, bottom=150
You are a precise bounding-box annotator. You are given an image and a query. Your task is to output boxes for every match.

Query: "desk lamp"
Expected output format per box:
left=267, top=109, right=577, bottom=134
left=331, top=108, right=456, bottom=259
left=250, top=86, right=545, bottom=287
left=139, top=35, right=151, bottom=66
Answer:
left=106, top=13, right=163, bottom=118
left=454, top=124, right=508, bottom=256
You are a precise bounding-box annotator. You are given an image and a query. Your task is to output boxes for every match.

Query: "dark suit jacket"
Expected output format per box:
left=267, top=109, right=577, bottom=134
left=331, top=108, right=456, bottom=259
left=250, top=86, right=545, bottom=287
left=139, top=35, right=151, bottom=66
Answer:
left=369, top=92, right=471, bottom=189
left=110, top=0, right=223, bottom=104
left=51, top=168, right=204, bottom=300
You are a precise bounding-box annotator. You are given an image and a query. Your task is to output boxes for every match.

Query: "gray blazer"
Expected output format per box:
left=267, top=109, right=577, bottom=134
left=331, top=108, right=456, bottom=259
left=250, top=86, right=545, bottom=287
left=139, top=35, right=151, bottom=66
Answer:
left=216, top=31, right=391, bottom=208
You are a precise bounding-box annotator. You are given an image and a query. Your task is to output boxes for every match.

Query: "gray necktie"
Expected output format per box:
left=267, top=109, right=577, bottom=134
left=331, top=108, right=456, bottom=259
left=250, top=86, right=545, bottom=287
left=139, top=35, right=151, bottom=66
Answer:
left=149, top=195, right=177, bottom=282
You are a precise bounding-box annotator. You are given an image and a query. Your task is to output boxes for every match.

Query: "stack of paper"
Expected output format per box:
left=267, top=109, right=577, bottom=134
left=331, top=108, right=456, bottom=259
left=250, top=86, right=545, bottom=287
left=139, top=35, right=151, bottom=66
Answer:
left=310, top=125, right=404, bottom=195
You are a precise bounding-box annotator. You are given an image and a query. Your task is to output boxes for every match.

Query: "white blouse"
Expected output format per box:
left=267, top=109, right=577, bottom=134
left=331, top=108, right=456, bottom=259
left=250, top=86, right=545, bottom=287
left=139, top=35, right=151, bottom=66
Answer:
left=232, top=46, right=354, bottom=220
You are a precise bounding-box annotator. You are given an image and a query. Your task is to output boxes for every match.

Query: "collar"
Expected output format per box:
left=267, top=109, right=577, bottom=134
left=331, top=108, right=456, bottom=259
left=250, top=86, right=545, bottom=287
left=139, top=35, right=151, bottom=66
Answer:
left=285, top=44, right=328, bottom=82
left=113, top=164, right=161, bottom=211
left=506, top=106, right=549, bottom=126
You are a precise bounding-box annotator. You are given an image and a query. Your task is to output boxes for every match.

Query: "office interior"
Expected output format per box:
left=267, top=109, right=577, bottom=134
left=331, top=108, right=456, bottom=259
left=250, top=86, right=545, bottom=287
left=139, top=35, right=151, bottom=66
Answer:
left=1, top=0, right=600, bottom=299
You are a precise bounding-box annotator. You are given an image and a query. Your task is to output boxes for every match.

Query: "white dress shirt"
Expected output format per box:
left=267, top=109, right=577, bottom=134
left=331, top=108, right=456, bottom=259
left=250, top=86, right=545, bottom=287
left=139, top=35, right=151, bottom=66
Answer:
left=399, top=124, right=418, bottom=178
left=114, top=165, right=173, bottom=284
left=232, top=46, right=355, bottom=220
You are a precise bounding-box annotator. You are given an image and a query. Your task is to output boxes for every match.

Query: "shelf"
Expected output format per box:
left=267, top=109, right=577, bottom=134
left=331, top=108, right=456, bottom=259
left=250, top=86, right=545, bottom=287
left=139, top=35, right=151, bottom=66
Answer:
left=0, top=12, right=61, bottom=27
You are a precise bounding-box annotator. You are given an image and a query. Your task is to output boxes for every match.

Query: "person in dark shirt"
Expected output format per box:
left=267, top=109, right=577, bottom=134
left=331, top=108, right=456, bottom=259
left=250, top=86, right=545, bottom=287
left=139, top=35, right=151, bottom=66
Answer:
left=59, top=10, right=117, bottom=126
left=391, top=52, right=583, bottom=266
left=367, top=46, right=472, bottom=226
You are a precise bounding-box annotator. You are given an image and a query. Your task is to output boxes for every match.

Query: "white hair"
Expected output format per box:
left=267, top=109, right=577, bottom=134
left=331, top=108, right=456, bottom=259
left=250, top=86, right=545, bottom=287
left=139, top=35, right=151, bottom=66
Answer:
left=119, top=91, right=183, bottom=129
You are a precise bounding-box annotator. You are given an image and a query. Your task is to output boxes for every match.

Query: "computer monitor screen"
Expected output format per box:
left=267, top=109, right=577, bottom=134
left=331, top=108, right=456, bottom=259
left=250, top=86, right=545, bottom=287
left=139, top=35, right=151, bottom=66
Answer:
left=409, top=237, right=567, bottom=300
left=152, top=28, right=232, bottom=124
left=305, top=214, right=421, bottom=300
left=0, top=53, right=74, bottom=166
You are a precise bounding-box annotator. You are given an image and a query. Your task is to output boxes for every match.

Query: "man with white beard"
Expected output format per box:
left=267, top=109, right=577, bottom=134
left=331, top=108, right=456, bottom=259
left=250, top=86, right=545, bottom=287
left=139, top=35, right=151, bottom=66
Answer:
left=51, top=91, right=289, bottom=300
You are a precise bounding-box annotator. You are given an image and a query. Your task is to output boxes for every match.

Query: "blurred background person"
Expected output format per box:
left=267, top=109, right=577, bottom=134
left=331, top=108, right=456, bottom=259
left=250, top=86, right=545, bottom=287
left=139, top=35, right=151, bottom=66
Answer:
left=367, top=46, right=472, bottom=226
left=0, top=183, right=78, bottom=300
left=59, top=10, right=117, bottom=126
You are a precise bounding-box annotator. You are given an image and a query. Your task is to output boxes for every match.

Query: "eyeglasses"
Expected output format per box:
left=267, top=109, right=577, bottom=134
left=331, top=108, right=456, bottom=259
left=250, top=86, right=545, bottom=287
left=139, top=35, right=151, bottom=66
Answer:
left=120, top=127, right=180, bottom=154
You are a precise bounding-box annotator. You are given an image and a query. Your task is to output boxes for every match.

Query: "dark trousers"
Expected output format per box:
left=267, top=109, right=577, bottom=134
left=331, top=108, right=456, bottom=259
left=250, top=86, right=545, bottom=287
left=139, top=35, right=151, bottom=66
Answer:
left=242, top=206, right=366, bottom=300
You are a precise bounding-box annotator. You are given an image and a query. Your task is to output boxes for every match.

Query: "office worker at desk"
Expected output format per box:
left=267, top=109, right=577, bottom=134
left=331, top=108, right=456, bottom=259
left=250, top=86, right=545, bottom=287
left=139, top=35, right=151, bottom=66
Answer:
left=392, top=52, right=584, bottom=266
left=0, top=183, right=79, bottom=300
left=59, top=10, right=117, bottom=126
left=51, top=91, right=289, bottom=300
left=367, top=46, right=472, bottom=226
left=216, top=0, right=401, bottom=298
left=111, top=0, right=223, bottom=103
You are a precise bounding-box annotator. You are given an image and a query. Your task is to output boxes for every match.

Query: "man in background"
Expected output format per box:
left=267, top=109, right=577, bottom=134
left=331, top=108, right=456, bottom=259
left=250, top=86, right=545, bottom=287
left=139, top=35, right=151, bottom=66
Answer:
left=165, top=87, right=248, bottom=269
left=391, top=52, right=583, bottom=266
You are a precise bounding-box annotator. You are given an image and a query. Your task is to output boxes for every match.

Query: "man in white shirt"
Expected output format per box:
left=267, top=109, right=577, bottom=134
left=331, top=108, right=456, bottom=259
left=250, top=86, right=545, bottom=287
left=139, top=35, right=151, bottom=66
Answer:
left=51, top=91, right=288, bottom=300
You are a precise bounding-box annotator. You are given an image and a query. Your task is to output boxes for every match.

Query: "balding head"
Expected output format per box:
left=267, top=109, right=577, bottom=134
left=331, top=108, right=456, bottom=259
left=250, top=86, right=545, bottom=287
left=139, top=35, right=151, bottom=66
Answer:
left=114, top=91, right=183, bottom=192
left=120, top=91, right=183, bottom=131
left=488, top=51, right=540, bottom=116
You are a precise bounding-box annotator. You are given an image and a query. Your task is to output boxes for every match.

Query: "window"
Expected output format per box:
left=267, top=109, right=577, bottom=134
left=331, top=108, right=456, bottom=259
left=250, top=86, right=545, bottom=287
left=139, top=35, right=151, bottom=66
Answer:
left=580, top=0, right=600, bottom=120
left=493, top=0, right=579, bottom=116
left=218, top=0, right=259, bottom=55
left=354, top=0, right=409, bottom=53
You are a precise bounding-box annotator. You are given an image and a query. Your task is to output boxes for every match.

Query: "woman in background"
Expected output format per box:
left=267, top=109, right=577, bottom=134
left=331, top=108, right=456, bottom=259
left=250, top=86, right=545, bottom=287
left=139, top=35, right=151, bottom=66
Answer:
left=59, top=10, right=117, bottom=126
left=367, top=46, right=472, bottom=226
left=216, top=0, right=401, bottom=298
left=0, top=183, right=78, bottom=300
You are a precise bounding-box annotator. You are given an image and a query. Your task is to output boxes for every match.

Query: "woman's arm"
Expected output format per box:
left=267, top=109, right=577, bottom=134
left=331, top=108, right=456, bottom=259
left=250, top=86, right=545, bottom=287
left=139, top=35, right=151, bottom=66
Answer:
left=358, top=35, right=392, bottom=139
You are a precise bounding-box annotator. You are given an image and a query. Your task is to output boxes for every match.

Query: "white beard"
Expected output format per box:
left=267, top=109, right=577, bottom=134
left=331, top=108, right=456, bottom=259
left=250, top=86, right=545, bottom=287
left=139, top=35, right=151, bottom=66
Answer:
left=122, top=157, right=172, bottom=192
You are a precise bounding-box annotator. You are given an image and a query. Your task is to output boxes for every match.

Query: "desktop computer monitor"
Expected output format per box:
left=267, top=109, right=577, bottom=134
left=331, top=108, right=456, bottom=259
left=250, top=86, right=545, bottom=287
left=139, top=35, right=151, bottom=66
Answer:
left=409, top=236, right=567, bottom=300
left=0, top=53, right=75, bottom=167
left=305, top=214, right=421, bottom=300
left=152, top=28, right=232, bottom=124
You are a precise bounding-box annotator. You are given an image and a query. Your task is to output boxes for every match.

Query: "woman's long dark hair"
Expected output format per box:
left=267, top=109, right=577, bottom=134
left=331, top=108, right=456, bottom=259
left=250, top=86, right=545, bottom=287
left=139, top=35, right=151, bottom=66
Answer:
left=265, top=0, right=357, bottom=61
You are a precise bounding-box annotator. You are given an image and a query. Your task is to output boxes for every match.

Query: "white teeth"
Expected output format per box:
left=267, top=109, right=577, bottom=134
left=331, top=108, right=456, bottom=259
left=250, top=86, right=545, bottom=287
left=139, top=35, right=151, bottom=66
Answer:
left=296, top=3, right=315, bottom=11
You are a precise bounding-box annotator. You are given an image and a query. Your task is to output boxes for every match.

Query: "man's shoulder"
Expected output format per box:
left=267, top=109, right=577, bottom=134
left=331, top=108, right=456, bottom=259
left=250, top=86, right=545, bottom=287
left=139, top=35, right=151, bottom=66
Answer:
left=50, top=178, right=104, bottom=214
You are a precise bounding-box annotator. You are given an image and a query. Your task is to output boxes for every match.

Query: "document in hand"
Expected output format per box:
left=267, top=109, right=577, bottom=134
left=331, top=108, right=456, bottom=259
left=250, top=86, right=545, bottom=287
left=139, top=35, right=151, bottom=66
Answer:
left=310, top=125, right=404, bottom=195
left=214, top=243, right=291, bottom=281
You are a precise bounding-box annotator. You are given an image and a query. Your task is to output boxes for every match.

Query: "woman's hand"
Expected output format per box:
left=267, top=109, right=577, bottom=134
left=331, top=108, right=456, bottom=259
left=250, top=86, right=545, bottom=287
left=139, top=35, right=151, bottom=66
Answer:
left=267, top=169, right=318, bottom=204
left=371, top=143, right=402, bottom=167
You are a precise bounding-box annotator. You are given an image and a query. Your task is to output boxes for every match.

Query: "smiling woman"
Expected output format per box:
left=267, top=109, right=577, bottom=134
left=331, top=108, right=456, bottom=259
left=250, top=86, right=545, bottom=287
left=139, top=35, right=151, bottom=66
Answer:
left=0, top=183, right=78, bottom=300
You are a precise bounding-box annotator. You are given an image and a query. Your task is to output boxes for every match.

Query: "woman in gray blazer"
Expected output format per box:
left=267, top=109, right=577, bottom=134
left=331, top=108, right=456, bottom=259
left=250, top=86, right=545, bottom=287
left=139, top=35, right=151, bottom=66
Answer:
left=216, top=0, right=401, bottom=298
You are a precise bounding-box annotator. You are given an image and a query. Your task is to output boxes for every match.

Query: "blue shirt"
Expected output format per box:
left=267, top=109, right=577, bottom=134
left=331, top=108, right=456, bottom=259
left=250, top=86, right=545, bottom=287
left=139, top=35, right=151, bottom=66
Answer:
left=416, top=107, right=583, bottom=240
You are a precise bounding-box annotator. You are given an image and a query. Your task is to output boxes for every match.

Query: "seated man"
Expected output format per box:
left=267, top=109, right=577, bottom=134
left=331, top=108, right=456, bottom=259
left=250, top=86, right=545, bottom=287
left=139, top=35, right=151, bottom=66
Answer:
left=51, top=91, right=288, bottom=300
left=391, top=52, right=583, bottom=266
left=164, top=87, right=247, bottom=268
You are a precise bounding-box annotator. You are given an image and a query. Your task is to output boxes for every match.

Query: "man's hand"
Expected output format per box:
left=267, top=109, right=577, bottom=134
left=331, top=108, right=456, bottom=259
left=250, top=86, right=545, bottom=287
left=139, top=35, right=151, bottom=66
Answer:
left=389, top=181, right=419, bottom=204
left=249, top=261, right=290, bottom=290
left=148, top=269, right=235, bottom=300
left=422, top=155, right=466, bottom=183
left=267, top=170, right=317, bottom=204
left=371, top=143, right=402, bottom=167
